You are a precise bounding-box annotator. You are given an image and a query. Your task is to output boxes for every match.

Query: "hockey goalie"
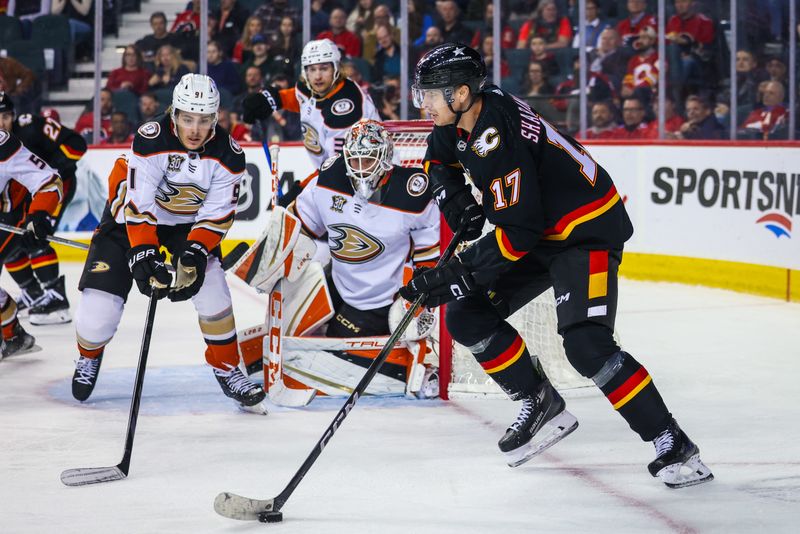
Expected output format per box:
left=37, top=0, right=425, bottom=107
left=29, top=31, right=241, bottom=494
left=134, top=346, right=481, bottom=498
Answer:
left=234, top=120, right=441, bottom=406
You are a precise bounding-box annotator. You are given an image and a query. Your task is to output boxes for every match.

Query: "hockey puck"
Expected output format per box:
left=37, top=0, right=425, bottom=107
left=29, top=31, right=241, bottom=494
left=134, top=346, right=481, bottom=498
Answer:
left=258, top=511, right=283, bottom=523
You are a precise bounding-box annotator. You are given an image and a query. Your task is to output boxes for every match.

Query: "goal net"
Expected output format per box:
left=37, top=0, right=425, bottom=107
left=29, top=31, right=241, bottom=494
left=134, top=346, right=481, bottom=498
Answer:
left=384, top=120, right=595, bottom=398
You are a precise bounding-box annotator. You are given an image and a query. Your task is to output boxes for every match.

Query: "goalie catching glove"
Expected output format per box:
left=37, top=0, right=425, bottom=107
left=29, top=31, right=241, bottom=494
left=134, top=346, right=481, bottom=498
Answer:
left=169, top=241, right=208, bottom=302
left=127, top=245, right=172, bottom=299
left=399, top=258, right=477, bottom=308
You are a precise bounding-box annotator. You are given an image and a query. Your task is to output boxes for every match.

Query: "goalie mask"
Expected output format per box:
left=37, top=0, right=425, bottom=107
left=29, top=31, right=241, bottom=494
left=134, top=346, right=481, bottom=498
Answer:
left=343, top=119, right=394, bottom=200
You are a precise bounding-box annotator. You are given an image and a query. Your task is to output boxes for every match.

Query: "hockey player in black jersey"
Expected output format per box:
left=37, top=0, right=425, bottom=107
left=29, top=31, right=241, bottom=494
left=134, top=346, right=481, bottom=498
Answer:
left=399, top=43, right=713, bottom=488
left=0, top=92, right=87, bottom=325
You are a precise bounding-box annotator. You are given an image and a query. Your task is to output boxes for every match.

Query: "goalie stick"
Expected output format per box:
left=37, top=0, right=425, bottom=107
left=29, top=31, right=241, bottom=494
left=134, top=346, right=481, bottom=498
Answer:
left=213, top=225, right=466, bottom=522
left=59, top=242, right=249, bottom=487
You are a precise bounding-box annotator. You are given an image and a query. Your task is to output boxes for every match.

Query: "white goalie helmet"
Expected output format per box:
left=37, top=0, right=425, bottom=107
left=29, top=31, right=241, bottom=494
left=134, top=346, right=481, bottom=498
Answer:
left=171, top=73, right=220, bottom=123
left=301, top=39, right=341, bottom=81
left=342, top=119, right=394, bottom=199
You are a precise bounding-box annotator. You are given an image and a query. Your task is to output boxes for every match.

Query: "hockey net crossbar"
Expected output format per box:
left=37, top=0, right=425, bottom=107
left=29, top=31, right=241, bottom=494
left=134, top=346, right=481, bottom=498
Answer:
left=384, top=120, right=595, bottom=399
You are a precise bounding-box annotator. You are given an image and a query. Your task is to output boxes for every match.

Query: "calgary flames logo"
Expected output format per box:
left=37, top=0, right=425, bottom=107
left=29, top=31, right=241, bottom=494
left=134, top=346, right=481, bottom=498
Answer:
left=155, top=178, right=208, bottom=215
left=472, top=126, right=500, bottom=157
left=328, top=224, right=384, bottom=264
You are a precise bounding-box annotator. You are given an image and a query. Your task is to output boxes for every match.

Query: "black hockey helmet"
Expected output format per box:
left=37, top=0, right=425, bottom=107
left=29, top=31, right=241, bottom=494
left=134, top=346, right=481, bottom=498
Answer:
left=0, top=92, right=14, bottom=116
left=412, top=43, right=486, bottom=109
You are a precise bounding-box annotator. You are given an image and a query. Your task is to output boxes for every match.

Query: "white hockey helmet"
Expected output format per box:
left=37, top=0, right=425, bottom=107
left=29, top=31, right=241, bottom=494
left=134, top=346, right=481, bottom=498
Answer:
left=301, top=39, right=341, bottom=87
left=171, top=73, right=220, bottom=124
left=343, top=119, right=394, bottom=199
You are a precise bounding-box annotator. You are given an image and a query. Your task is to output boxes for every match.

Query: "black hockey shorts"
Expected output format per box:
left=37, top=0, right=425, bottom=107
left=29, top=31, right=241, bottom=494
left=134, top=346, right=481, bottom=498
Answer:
left=0, top=205, right=28, bottom=263
left=78, top=220, right=221, bottom=302
left=325, top=271, right=391, bottom=337
left=446, top=246, right=622, bottom=346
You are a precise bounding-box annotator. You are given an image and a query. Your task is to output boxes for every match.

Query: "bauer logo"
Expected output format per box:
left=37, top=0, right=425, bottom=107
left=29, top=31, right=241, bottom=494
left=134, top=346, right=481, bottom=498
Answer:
left=756, top=212, right=792, bottom=239
left=331, top=98, right=355, bottom=116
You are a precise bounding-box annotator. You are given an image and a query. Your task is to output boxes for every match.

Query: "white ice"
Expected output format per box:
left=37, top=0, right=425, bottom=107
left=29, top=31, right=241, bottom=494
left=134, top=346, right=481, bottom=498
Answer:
left=1, top=263, right=798, bottom=533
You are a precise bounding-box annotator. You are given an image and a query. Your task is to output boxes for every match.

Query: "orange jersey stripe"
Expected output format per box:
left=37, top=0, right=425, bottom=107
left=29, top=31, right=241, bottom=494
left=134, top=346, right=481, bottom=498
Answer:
left=495, top=228, right=527, bottom=261
left=279, top=87, right=300, bottom=113
left=543, top=186, right=620, bottom=241
left=60, top=144, right=86, bottom=160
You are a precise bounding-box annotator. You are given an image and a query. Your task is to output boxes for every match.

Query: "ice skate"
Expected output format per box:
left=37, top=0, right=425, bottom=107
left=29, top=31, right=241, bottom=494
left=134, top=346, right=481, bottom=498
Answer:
left=15, top=285, right=44, bottom=318
left=2, top=323, right=39, bottom=358
left=29, top=275, right=71, bottom=325
left=498, top=380, right=579, bottom=467
left=648, top=418, right=714, bottom=489
left=214, top=364, right=268, bottom=414
left=72, top=353, right=103, bottom=401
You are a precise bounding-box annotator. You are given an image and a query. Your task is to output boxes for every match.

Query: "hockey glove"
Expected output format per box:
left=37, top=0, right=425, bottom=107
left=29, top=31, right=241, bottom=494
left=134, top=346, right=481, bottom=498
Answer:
left=242, top=87, right=280, bottom=123
left=432, top=184, right=485, bottom=241
left=127, top=244, right=172, bottom=299
left=169, top=240, right=208, bottom=302
left=21, top=211, right=53, bottom=249
left=399, top=258, right=477, bottom=308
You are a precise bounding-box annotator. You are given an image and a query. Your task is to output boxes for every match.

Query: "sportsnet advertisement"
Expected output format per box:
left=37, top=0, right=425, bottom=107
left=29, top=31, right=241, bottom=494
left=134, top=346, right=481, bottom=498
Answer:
left=63, top=144, right=799, bottom=270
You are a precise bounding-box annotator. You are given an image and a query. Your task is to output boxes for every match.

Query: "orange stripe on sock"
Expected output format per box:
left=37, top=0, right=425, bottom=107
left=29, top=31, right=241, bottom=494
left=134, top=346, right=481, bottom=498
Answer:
left=480, top=336, right=526, bottom=374
left=607, top=366, right=651, bottom=409
left=77, top=344, right=104, bottom=359
left=204, top=340, right=239, bottom=369
left=5, top=257, right=30, bottom=271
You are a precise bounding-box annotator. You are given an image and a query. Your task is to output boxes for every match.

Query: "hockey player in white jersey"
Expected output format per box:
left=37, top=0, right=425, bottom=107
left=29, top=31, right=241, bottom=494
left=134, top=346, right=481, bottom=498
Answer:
left=0, top=130, right=64, bottom=358
left=71, top=74, right=266, bottom=411
left=242, top=39, right=381, bottom=169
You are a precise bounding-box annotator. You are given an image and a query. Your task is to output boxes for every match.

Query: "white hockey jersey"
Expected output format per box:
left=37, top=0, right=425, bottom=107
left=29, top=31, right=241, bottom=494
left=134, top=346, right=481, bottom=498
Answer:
left=123, top=115, right=246, bottom=251
left=276, top=78, right=380, bottom=168
left=0, top=129, right=63, bottom=215
left=293, top=154, right=440, bottom=310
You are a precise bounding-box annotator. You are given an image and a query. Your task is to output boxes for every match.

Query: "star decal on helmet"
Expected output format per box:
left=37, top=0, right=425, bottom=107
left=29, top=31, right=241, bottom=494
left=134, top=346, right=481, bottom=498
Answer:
left=453, top=47, right=465, bottom=56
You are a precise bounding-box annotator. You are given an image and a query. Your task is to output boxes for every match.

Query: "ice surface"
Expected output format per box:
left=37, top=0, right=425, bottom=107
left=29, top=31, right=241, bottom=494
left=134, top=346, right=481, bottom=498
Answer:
left=1, top=265, right=798, bottom=533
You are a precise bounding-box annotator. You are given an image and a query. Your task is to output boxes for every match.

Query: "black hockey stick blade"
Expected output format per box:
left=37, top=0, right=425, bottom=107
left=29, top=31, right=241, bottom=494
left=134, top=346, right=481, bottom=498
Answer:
left=222, top=241, right=250, bottom=271
left=213, top=226, right=466, bottom=521
left=60, top=466, right=128, bottom=486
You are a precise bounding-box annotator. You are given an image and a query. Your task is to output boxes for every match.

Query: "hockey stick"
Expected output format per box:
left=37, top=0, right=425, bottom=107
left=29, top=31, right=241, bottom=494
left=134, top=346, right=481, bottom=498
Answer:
left=214, top=225, right=466, bottom=522
left=0, top=221, right=89, bottom=250
left=60, top=289, right=159, bottom=486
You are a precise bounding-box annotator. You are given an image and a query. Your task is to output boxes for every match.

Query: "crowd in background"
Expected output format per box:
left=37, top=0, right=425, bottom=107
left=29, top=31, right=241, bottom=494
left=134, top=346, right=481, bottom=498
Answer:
left=0, top=0, right=797, bottom=143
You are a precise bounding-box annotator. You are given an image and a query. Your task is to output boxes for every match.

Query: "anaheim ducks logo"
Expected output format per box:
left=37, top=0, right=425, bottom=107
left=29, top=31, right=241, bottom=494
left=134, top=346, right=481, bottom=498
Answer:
left=89, top=261, right=110, bottom=273
left=472, top=127, right=500, bottom=157
left=155, top=178, right=208, bottom=215
left=328, top=224, right=384, bottom=264
left=301, top=123, right=323, bottom=155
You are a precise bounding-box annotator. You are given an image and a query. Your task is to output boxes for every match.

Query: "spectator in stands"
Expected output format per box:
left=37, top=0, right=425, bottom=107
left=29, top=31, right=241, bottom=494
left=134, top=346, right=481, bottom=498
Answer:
left=310, top=0, right=330, bottom=37
left=347, top=0, right=376, bottom=37
left=585, top=100, right=618, bottom=139
left=622, top=26, right=658, bottom=100
left=529, top=36, right=559, bottom=78
left=471, top=1, right=516, bottom=50
left=214, top=0, right=250, bottom=57
left=611, top=95, right=656, bottom=139
left=516, top=0, right=572, bottom=51
left=616, top=0, right=656, bottom=49
left=207, top=40, right=241, bottom=96
left=555, top=54, right=616, bottom=131
left=240, top=34, right=272, bottom=81
left=763, top=56, right=788, bottom=93
left=148, top=44, right=191, bottom=91
left=341, top=58, right=370, bottom=90
left=99, top=111, right=134, bottom=146
left=171, top=0, right=200, bottom=34
left=739, top=80, right=788, bottom=140
left=363, top=5, right=399, bottom=63
left=408, top=0, right=434, bottom=45
left=217, top=108, right=250, bottom=142
left=571, top=0, right=610, bottom=52
left=136, top=12, right=174, bottom=65
left=665, top=0, right=715, bottom=93
left=590, top=28, right=629, bottom=93
left=106, top=45, right=152, bottom=96
left=481, top=35, right=510, bottom=86
left=269, top=16, right=302, bottom=82
left=51, top=0, right=93, bottom=61
left=376, top=75, right=401, bottom=121
left=139, top=91, right=160, bottom=124
left=233, top=66, right=264, bottom=116
left=318, top=7, right=362, bottom=58
left=232, top=16, right=263, bottom=64
left=521, top=61, right=554, bottom=97
left=671, top=95, right=722, bottom=139
left=735, top=49, right=768, bottom=108
left=654, top=96, right=685, bottom=136
left=372, top=24, right=400, bottom=81
left=0, top=55, right=38, bottom=115
left=435, top=0, right=473, bottom=45
left=74, top=88, right=113, bottom=141
left=254, top=0, right=300, bottom=37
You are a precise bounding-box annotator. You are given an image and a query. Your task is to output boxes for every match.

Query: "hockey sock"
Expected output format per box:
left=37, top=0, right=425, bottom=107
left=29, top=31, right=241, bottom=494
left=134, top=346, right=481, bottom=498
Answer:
left=6, top=256, right=43, bottom=298
left=75, top=289, right=124, bottom=359
left=0, top=292, right=19, bottom=338
left=76, top=342, right=105, bottom=359
left=472, top=323, right=544, bottom=400
left=29, top=246, right=60, bottom=288
left=199, top=307, right=240, bottom=369
left=592, top=351, right=671, bottom=441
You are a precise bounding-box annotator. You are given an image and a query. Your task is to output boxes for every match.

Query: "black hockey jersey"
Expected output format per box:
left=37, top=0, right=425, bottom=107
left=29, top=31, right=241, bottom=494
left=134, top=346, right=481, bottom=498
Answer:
left=424, top=86, right=633, bottom=284
left=13, top=113, right=87, bottom=179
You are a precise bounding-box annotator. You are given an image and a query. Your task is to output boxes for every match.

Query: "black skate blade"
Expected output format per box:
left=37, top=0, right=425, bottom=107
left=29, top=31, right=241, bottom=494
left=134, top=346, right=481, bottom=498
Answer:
left=506, top=411, right=579, bottom=468
left=60, top=466, right=127, bottom=486
left=214, top=492, right=277, bottom=520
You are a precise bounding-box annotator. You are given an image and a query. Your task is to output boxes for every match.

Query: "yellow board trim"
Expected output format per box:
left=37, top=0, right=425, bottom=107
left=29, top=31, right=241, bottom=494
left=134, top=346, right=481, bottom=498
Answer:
left=612, top=375, right=652, bottom=410
left=588, top=271, right=608, bottom=299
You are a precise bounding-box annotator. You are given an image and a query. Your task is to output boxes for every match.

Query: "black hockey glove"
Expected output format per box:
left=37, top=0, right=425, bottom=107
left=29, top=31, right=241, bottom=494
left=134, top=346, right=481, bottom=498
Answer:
left=399, top=258, right=477, bottom=308
left=432, top=184, right=485, bottom=241
left=169, top=240, right=208, bottom=302
left=21, top=211, right=53, bottom=249
left=242, top=87, right=280, bottom=124
left=127, top=244, right=172, bottom=299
